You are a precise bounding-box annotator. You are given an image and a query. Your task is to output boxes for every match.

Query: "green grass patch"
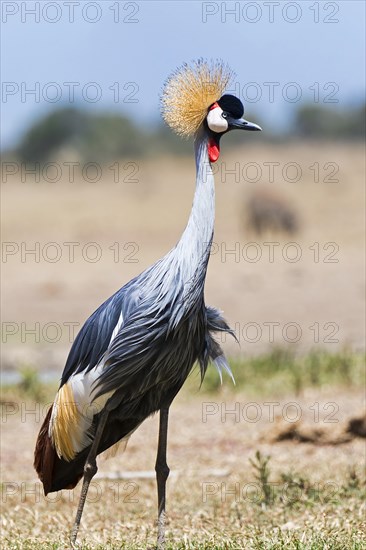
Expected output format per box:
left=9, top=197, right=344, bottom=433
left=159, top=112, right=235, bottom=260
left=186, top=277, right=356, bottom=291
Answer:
left=198, top=348, right=365, bottom=396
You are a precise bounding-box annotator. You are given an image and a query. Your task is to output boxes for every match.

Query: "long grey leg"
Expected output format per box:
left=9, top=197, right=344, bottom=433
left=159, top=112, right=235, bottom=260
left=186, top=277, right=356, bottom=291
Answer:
left=155, top=407, right=170, bottom=549
left=70, top=410, right=109, bottom=546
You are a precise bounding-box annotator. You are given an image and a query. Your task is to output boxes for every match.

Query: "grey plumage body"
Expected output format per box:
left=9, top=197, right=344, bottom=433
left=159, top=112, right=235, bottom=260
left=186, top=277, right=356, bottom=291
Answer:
left=49, top=130, right=234, bottom=492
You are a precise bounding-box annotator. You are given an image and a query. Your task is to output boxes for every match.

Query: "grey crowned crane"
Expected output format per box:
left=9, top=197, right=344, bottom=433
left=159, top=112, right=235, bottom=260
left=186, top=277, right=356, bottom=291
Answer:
left=34, top=59, right=261, bottom=548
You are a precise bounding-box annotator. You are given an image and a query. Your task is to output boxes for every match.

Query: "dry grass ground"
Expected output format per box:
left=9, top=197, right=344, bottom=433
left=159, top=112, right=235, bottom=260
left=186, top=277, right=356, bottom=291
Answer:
left=1, top=379, right=365, bottom=549
left=1, top=141, right=365, bottom=548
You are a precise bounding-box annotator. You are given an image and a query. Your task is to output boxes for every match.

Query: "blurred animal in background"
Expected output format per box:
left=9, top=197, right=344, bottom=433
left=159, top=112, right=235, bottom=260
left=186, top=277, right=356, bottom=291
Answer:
left=244, top=187, right=299, bottom=237
left=33, top=60, right=261, bottom=549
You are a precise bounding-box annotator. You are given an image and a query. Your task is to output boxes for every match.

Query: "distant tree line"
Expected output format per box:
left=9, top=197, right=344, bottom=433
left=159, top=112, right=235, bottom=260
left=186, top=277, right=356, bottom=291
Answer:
left=7, top=102, right=366, bottom=164
left=295, top=104, right=365, bottom=139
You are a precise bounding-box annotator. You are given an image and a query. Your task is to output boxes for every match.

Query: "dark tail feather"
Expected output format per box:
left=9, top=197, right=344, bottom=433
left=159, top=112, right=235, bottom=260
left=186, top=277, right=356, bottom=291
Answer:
left=34, top=405, right=56, bottom=495
left=34, top=405, right=85, bottom=494
left=35, top=405, right=146, bottom=494
left=50, top=454, right=85, bottom=493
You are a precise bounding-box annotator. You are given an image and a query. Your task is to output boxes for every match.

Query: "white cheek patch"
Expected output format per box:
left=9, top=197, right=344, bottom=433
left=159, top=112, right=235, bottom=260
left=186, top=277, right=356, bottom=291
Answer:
left=207, top=106, right=228, bottom=134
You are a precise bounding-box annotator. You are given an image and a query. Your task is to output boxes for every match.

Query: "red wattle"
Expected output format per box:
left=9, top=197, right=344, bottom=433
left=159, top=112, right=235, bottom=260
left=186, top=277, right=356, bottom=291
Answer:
left=208, top=138, right=220, bottom=163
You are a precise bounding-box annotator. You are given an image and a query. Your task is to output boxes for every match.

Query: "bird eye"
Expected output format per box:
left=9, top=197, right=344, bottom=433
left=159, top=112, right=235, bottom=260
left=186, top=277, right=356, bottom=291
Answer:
left=221, top=112, right=228, bottom=119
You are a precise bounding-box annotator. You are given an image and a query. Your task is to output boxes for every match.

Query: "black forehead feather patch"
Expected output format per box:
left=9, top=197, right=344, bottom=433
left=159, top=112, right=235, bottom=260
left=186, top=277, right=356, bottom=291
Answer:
left=217, top=94, right=244, bottom=119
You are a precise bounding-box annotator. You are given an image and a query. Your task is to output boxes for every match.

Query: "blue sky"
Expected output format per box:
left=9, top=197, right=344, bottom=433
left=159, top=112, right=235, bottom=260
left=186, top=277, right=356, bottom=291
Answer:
left=1, top=0, right=365, bottom=149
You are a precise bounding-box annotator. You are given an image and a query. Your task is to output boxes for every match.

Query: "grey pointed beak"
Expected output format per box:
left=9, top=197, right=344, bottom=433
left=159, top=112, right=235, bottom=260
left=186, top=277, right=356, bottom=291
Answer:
left=229, top=118, right=262, bottom=131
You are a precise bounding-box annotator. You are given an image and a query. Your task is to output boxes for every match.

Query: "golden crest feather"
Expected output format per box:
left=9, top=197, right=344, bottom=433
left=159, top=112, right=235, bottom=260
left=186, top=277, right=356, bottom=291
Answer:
left=161, top=59, right=234, bottom=138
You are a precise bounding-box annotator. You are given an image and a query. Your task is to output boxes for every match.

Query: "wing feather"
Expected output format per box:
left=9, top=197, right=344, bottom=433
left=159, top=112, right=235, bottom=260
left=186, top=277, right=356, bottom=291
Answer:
left=60, top=285, right=141, bottom=385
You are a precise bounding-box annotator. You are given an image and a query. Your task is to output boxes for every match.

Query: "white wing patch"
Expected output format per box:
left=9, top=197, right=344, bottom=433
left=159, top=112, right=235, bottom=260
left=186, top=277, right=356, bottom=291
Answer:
left=109, top=311, right=124, bottom=345
left=70, top=365, right=113, bottom=443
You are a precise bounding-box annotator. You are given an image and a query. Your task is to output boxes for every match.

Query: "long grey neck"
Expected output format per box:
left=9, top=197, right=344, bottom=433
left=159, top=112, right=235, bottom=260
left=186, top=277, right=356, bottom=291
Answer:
left=149, top=129, right=215, bottom=326
left=176, top=129, right=215, bottom=280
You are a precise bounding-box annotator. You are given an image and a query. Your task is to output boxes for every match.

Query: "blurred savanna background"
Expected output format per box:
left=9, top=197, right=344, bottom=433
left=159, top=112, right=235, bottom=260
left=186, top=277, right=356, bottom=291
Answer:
left=1, top=1, right=365, bottom=549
